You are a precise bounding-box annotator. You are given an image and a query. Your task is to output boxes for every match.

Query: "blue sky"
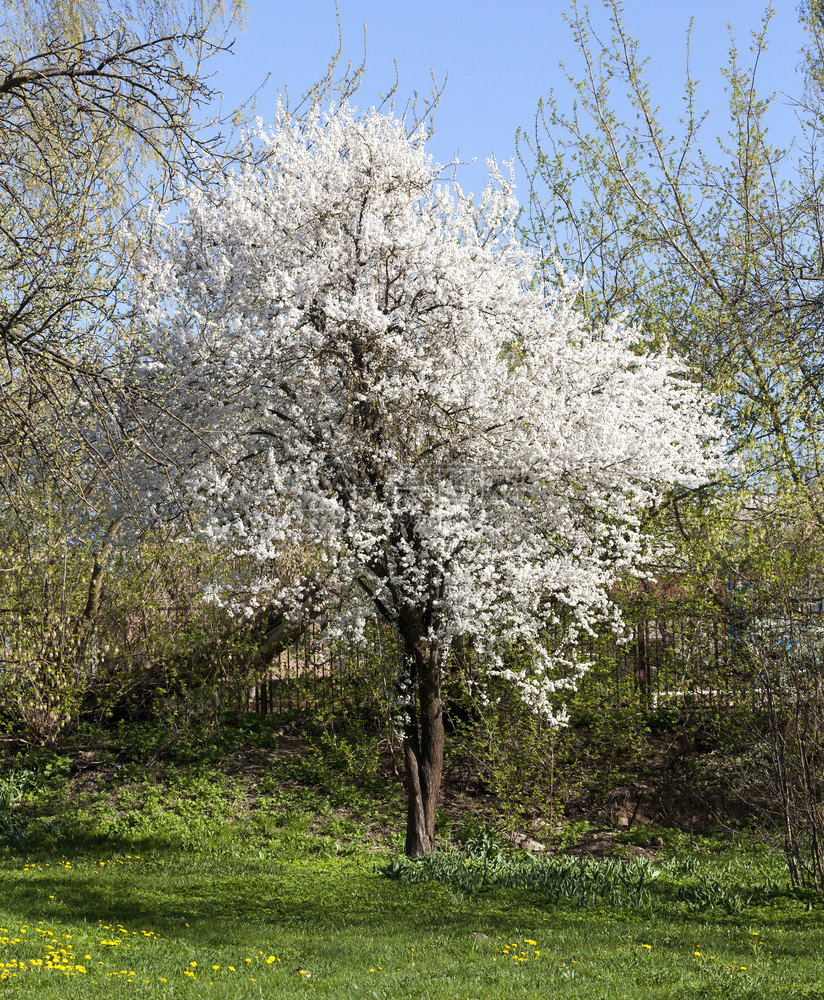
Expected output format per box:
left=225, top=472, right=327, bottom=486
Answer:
left=208, top=1, right=808, bottom=200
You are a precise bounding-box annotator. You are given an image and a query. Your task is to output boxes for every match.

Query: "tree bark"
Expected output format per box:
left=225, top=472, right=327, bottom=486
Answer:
left=81, top=519, right=121, bottom=623
left=252, top=576, right=326, bottom=668
left=401, top=626, right=445, bottom=858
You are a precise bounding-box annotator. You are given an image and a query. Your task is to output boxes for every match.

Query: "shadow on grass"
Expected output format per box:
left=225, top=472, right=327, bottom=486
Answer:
left=0, top=853, right=559, bottom=956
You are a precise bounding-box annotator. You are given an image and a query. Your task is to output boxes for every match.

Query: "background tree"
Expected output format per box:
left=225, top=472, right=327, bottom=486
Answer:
left=517, top=0, right=824, bottom=613
left=134, top=105, right=723, bottom=856
left=0, top=1, right=377, bottom=741
left=0, top=0, right=252, bottom=743
left=0, top=0, right=253, bottom=503
left=516, top=0, right=824, bottom=879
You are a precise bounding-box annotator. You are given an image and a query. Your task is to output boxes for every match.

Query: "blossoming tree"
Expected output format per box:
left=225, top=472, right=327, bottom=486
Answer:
left=136, top=105, right=723, bottom=856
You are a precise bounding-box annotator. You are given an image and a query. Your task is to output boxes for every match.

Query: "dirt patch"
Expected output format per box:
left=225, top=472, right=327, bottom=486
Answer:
left=561, top=827, right=662, bottom=861
left=23, top=718, right=750, bottom=857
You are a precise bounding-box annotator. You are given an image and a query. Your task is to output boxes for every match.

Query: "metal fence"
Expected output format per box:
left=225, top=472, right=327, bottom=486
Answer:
left=229, top=622, right=402, bottom=716
left=576, top=611, right=759, bottom=710
left=232, top=608, right=796, bottom=716
left=7, top=601, right=820, bottom=734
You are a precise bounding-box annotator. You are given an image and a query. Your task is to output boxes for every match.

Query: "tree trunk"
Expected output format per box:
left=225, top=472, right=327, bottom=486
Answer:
left=252, top=576, right=326, bottom=668
left=81, top=519, right=121, bottom=621
left=401, top=629, right=445, bottom=858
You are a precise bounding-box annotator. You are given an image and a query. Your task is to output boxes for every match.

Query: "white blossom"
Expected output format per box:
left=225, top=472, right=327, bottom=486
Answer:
left=134, top=103, right=725, bottom=722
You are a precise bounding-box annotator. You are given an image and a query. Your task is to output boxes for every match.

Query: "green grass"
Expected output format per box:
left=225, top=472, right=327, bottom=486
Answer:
left=1, top=720, right=824, bottom=998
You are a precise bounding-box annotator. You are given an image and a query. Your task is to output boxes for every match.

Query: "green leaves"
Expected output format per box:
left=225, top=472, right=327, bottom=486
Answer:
left=519, top=1, right=824, bottom=511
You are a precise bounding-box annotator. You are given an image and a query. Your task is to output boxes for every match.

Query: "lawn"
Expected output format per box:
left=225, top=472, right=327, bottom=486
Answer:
left=1, top=718, right=823, bottom=999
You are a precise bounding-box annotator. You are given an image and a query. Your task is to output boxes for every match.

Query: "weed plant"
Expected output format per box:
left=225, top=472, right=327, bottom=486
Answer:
left=379, top=841, right=799, bottom=916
